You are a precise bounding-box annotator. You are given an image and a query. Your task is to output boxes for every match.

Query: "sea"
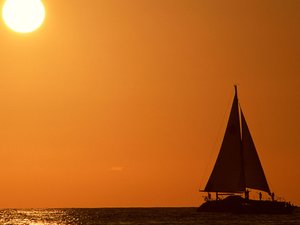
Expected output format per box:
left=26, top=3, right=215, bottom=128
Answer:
left=0, top=208, right=299, bottom=225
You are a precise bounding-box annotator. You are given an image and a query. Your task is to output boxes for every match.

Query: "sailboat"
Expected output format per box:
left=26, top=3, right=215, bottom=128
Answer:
left=198, top=86, right=295, bottom=214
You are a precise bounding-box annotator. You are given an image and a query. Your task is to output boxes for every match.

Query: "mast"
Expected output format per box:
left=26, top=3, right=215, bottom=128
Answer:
left=234, top=85, right=238, bottom=95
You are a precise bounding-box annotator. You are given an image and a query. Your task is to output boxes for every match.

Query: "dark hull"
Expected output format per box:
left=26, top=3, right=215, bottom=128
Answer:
left=198, top=196, right=296, bottom=214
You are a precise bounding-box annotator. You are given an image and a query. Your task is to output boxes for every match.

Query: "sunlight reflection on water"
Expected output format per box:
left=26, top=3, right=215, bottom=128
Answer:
left=0, top=208, right=299, bottom=225
left=0, top=209, right=70, bottom=225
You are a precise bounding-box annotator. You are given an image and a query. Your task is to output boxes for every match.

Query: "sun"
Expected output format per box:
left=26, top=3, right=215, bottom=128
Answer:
left=2, top=0, right=46, bottom=33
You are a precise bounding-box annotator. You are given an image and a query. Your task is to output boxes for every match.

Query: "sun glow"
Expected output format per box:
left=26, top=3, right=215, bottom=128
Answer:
left=2, top=0, right=46, bottom=33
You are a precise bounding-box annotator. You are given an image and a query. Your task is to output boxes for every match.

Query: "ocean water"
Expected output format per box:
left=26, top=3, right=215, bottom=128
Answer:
left=0, top=208, right=299, bottom=225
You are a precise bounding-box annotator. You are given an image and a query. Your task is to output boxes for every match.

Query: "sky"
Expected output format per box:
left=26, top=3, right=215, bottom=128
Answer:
left=0, top=0, right=299, bottom=208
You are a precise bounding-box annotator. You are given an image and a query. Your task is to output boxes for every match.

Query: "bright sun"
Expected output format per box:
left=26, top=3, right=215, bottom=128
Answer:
left=2, top=0, right=46, bottom=33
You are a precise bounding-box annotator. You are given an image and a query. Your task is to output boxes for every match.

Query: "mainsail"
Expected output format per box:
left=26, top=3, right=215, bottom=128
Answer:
left=204, top=86, right=270, bottom=194
left=204, top=88, right=244, bottom=192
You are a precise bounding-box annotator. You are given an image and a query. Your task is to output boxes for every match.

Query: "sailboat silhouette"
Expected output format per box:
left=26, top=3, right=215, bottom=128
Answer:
left=198, top=86, right=295, bottom=214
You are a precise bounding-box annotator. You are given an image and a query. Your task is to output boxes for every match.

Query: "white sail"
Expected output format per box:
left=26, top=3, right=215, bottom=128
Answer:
left=204, top=89, right=245, bottom=193
left=241, top=110, right=271, bottom=194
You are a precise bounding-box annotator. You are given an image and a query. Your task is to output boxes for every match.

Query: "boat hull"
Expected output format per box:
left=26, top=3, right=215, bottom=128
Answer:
left=198, top=196, right=296, bottom=214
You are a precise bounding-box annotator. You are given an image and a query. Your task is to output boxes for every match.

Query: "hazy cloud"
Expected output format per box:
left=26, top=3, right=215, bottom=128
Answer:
left=110, top=167, right=124, bottom=172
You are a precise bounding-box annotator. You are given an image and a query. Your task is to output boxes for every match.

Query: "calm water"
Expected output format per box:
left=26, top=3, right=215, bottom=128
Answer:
left=0, top=208, right=299, bottom=225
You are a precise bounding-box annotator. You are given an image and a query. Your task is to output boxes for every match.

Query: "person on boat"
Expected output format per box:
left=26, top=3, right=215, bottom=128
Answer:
left=207, top=192, right=211, bottom=200
left=259, top=192, right=262, bottom=201
left=271, top=192, right=275, bottom=201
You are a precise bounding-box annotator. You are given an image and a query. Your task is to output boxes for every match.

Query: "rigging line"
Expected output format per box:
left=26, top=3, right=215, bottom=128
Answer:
left=199, top=88, right=235, bottom=190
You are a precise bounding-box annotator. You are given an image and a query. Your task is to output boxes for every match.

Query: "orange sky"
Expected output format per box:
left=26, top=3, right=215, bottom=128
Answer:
left=0, top=0, right=299, bottom=208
